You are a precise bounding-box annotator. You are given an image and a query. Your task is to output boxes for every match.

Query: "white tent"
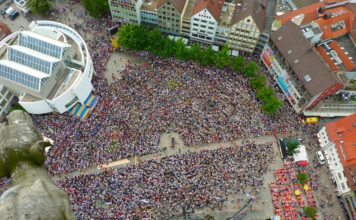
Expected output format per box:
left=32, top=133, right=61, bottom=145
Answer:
left=293, top=145, right=309, bottom=163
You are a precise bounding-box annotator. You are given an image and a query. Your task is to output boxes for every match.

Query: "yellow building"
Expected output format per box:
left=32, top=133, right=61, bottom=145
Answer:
left=228, top=0, right=267, bottom=53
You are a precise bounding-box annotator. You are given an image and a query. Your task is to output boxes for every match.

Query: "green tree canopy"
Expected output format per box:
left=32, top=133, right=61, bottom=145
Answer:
left=231, top=56, right=245, bottom=72
left=201, top=46, right=216, bottom=66
left=262, top=97, right=283, bottom=115
left=145, top=28, right=164, bottom=55
left=285, top=139, right=300, bottom=155
left=243, top=61, right=259, bottom=78
left=297, top=173, right=309, bottom=185
left=161, top=38, right=177, bottom=58
left=249, top=75, right=266, bottom=90
left=118, top=25, right=148, bottom=51
left=82, top=0, right=110, bottom=18
left=215, top=45, right=230, bottom=69
left=26, top=0, right=53, bottom=15
left=256, top=87, right=275, bottom=102
left=188, top=43, right=203, bottom=63
left=175, top=39, right=189, bottom=60
left=304, top=206, right=317, bottom=219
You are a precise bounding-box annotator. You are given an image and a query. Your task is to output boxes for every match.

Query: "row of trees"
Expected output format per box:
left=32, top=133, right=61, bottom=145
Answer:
left=25, top=0, right=109, bottom=17
left=118, top=24, right=283, bottom=115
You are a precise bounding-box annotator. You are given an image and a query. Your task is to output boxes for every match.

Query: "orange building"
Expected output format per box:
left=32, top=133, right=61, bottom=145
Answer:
left=318, top=113, right=356, bottom=194
left=273, top=0, right=356, bottom=41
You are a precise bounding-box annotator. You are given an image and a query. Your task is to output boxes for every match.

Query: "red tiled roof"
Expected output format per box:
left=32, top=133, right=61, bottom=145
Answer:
left=326, top=113, right=356, bottom=167
left=274, top=2, right=326, bottom=26
left=315, top=7, right=354, bottom=40
left=191, top=0, right=224, bottom=21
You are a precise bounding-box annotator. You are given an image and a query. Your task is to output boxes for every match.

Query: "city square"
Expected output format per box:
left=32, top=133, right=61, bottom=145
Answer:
left=0, top=0, right=356, bottom=219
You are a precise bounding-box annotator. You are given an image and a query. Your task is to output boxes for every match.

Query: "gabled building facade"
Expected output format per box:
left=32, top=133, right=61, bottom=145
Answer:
left=109, top=0, right=143, bottom=24
left=228, top=0, right=267, bottom=53
left=190, top=0, right=223, bottom=43
left=157, top=0, right=187, bottom=35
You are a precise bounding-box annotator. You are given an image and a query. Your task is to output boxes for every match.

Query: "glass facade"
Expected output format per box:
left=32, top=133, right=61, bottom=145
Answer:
left=8, top=47, right=55, bottom=74
left=19, top=33, right=64, bottom=59
left=0, top=64, right=41, bottom=90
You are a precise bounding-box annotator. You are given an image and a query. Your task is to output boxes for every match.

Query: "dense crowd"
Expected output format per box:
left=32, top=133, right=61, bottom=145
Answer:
left=56, top=143, right=274, bottom=219
left=33, top=52, right=304, bottom=175
left=26, top=2, right=318, bottom=219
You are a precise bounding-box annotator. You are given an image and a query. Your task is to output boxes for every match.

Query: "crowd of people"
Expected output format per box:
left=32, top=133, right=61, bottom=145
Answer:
left=56, top=143, right=274, bottom=219
left=26, top=2, right=321, bottom=219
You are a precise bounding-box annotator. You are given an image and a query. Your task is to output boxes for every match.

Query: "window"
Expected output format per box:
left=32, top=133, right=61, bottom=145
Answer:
left=341, top=183, right=346, bottom=190
left=0, top=87, right=6, bottom=95
left=0, top=99, right=6, bottom=107
left=338, top=173, right=342, bottom=179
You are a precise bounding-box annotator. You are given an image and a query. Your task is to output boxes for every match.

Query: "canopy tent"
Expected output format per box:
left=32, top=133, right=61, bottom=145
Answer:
left=293, top=145, right=309, bottom=166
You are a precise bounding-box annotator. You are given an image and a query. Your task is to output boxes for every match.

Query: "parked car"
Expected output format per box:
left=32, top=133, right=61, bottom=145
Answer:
left=316, top=151, right=325, bottom=165
left=9, top=10, right=19, bottom=20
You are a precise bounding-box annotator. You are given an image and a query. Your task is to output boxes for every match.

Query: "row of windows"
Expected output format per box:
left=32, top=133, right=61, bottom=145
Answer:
left=0, top=65, right=41, bottom=90
left=8, top=47, right=54, bottom=74
left=0, top=89, right=12, bottom=101
left=19, top=33, right=64, bottom=59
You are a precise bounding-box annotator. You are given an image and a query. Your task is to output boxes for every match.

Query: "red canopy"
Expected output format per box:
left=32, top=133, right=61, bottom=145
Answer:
left=299, top=161, right=308, bottom=166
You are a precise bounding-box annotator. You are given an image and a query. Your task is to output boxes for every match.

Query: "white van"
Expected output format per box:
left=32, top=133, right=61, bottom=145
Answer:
left=316, top=151, right=325, bottom=165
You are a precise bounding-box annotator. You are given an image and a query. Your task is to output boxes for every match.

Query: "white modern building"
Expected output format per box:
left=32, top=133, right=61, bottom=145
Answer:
left=0, top=21, right=95, bottom=115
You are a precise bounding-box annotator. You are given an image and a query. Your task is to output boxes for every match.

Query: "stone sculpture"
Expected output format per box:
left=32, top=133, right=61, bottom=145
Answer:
left=0, top=110, right=75, bottom=220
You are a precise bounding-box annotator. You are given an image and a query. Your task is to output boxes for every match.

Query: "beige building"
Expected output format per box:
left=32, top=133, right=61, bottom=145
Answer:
left=157, top=0, right=187, bottom=35
left=228, top=0, right=267, bottom=53
left=109, top=0, right=143, bottom=24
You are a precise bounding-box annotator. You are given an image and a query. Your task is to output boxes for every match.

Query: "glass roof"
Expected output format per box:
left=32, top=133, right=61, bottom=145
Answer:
left=8, top=47, right=56, bottom=75
left=18, top=32, right=65, bottom=59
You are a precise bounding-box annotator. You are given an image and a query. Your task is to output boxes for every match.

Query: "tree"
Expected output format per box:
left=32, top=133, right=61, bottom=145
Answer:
left=118, top=25, right=148, bottom=51
left=304, top=206, right=317, bottom=219
left=82, top=0, right=110, bottom=18
left=256, top=87, right=275, bottom=102
left=243, top=61, right=259, bottom=78
left=118, top=24, right=133, bottom=49
left=174, top=39, right=189, bottom=60
left=215, top=44, right=230, bottom=69
left=262, top=97, right=283, bottom=115
left=161, top=38, right=176, bottom=58
left=249, top=75, right=266, bottom=90
left=146, top=28, right=164, bottom=55
left=188, top=43, right=203, bottom=63
left=201, top=46, right=216, bottom=66
left=285, top=139, right=300, bottom=155
left=26, top=0, right=53, bottom=15
left=231, top=56, right=245, bottom=72
left=297, top=173, right=309, bottom=185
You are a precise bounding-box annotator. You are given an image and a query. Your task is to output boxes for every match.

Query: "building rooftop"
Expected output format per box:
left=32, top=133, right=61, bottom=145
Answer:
left=270, top=22, right=343, bottom=97
left=325, top=113, right=356, bottom=167
left=231, top=0, right=267, bottom=31
left=182, top=0, right=195, bottom=20
left=157, top=0, right=187, bottom=13
left=191, top=0, right=224, bottom=21
left=218, top=2, right=236, bottom=26
left=141, top=0, right=160, bottom=12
